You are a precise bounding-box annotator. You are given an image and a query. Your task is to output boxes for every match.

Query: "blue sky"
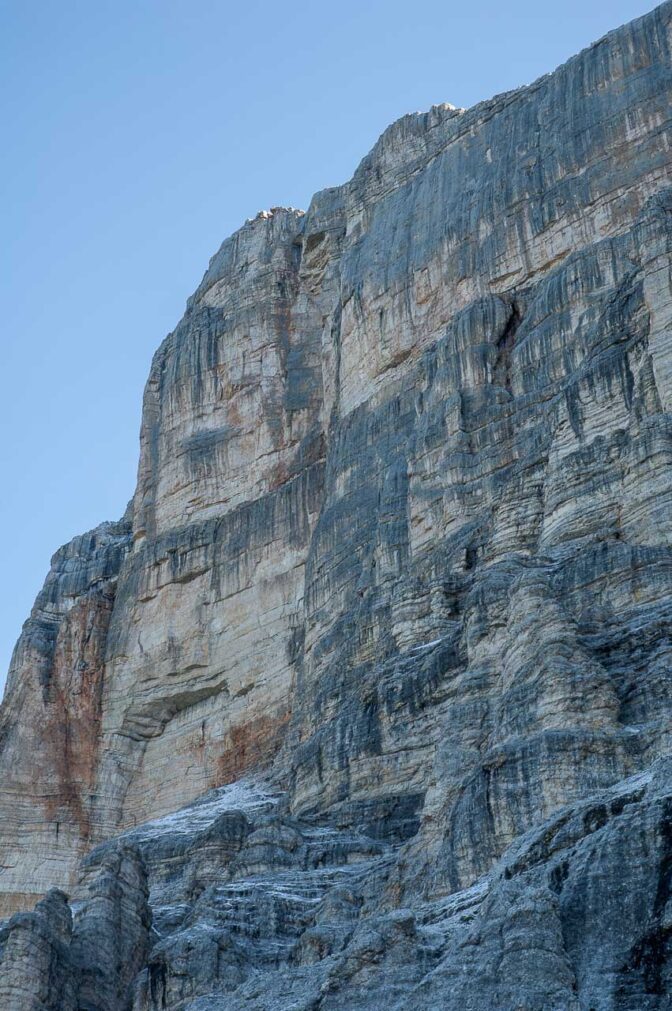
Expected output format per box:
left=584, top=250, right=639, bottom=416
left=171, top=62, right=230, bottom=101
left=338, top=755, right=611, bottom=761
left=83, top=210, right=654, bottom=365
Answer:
left=0, top=0, right=657, bottom=691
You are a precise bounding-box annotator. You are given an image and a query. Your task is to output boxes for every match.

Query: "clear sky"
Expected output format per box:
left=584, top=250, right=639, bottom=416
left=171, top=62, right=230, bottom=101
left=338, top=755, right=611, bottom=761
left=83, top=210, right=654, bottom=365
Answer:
left=0, top=0, right=657, bottom=692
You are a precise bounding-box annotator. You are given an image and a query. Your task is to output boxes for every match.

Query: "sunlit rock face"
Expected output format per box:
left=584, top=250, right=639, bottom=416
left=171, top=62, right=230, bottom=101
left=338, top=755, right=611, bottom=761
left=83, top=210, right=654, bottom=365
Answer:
left=93, top=205, right=328, bottom=838
left=2, top=3, right=672, bottom=1007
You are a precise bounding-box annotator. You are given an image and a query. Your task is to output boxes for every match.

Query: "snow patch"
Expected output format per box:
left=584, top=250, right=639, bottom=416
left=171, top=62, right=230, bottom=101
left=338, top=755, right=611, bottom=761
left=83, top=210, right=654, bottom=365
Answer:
left=124, top=779, right=281, bottom=842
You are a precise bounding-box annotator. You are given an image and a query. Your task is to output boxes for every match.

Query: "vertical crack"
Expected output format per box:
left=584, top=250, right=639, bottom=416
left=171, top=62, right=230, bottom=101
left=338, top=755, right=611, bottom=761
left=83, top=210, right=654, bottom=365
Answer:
left=493, top=298, right=523, bottom=392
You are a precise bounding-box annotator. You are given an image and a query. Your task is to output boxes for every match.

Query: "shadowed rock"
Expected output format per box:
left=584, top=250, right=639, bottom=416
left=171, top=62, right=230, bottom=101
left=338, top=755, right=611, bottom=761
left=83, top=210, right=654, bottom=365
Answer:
left=73, top=846, right=151, bottom=1011
left=0, top=848, right=150, bottom=1011
left=0, top=889, right=76, bottom=1011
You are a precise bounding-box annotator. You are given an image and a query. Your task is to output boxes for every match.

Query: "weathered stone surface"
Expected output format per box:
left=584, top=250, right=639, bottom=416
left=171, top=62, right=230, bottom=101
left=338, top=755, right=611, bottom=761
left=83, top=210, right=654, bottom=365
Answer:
left=91, top=204, right=328, bottom=837
left=75, top=761, right=671, bottom=1010
left=0, top=847, right=150, bottom=1011
left=2, top=2, right=672, bottom=1007
left=73, top=845, right=151, bottom=1011
left=0, top=517, right=131, bottom=916
left=0, top=889, right=76, bottom=1011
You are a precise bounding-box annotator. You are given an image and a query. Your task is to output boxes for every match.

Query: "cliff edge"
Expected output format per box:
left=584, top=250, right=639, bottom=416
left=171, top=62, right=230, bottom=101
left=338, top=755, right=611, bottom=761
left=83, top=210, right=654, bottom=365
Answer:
left=2, top=4, right=672, bottom=1008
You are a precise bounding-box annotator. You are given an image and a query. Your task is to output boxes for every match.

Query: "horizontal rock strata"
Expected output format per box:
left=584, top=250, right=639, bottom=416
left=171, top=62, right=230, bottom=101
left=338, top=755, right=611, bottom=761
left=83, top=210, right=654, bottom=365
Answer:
left=2, top=2, right=672, bottom=1007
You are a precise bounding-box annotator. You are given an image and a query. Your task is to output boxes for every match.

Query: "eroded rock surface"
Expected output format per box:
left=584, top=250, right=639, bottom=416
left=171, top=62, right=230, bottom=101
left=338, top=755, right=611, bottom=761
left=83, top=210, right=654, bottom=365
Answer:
left=2, top=3, right=672, bottom=1007
left=0, top=847, right=150, bottom=1011
left=0, top=517, right=131, bottom=915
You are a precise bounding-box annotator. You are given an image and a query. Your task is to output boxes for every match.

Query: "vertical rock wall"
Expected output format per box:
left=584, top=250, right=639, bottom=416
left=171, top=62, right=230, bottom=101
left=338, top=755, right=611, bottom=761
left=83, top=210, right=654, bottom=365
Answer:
left=0, top=2, right=671, bottom=953
left=0, top=520, right=131, bottom=915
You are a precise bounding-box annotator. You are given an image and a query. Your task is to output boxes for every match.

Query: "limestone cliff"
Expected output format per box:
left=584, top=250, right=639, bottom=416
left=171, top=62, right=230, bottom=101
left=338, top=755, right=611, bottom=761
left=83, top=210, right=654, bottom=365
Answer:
left=2, top=3, right=672, bottom=1008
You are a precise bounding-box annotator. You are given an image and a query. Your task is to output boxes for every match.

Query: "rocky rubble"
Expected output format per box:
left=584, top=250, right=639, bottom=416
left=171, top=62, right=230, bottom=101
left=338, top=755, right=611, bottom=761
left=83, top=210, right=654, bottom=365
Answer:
left=2, top=2, right=672, bottom=1007
left=3, top=762, right=664, bottom=1009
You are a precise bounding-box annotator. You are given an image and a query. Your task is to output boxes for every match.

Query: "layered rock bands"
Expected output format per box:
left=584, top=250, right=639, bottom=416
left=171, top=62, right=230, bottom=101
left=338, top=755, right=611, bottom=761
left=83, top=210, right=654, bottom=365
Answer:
left=2, top=4, right=672, bottom=1008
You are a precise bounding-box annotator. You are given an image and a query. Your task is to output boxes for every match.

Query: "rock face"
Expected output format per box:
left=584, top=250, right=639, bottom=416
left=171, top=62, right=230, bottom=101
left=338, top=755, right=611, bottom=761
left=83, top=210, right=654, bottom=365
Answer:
left=0, top=889, right=77, bottom=1011
left=0, top=847, right=150, bottom=1011
left=2, top=3, right=672, bottom=1007
left=0, top=518, right=131, bottom=915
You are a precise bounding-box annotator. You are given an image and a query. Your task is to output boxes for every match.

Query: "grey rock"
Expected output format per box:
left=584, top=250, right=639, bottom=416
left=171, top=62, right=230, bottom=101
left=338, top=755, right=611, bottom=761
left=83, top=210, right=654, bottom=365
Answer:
left=0, top=889, right=76, bottom=1011
left=2, top=2, right=672, bottom=1008
left=73, top=845, right=151, bottom=1011
left=0, top=847, right=150, bottom=1011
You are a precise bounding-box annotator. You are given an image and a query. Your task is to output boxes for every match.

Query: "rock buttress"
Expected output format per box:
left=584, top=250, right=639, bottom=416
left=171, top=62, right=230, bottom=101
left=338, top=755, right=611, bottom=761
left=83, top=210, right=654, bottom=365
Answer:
left=0, top=7, right=671, bottom=974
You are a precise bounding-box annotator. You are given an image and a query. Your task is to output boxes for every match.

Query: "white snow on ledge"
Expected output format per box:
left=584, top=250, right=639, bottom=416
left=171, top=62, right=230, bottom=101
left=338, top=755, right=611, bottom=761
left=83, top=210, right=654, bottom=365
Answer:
left=123, top=779, right=281, bottom=842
